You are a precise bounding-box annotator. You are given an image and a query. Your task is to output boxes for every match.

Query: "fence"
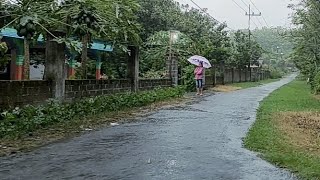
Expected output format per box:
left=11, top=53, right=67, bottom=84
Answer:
left=0, top=68, right=271, bottom=109
left=0, top=81, right=52, bottom=108
left=0, top=78, right=172, bottom=109
left=205, top=68, right=270, bottom=86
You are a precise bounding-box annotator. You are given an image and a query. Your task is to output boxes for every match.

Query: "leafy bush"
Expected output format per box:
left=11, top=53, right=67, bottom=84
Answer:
left=182, top=65, right=195, bottom=92
left=141, top=70, right=166, bottom=79
left=313, top=71, right=320, bottom=94
left=0, top=87, right=185, bottom=138
left=269, top=68, right=282, bottom=79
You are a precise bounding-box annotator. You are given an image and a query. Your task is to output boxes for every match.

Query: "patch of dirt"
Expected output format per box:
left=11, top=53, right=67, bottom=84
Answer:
left=211, top=85, right=242, bottom=92
left=0, top=97, right=189, bottom=157
left=313, top=95, right=320, bottom=101
left=275, top=112, right=320, bottom=155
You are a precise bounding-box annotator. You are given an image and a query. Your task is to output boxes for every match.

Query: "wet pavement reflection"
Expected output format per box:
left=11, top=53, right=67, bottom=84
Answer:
left=0, top=75, right=297, bottom=180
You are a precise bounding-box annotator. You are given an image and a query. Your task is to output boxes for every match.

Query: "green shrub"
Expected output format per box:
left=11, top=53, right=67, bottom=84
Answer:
left=270, top=68, right=282, bottom=79
left=182, top=65, right=195, bottom=92
left=0, top=87, right=185, bottom=138
left=313, top=71, right=320, bottom=94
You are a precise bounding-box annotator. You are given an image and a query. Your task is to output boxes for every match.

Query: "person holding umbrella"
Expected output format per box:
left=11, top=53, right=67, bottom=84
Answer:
left=187, top=55, right=212, bottom=96
left=194, top=62, right=205, bottom=95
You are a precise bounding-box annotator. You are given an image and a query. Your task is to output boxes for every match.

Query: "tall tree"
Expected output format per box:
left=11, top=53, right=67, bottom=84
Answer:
left=290, top=0, right=320, bottom=89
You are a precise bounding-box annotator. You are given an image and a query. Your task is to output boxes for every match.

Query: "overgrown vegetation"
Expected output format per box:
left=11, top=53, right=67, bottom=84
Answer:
left=269, top=67, right=283, bottom=79
left=244, top=80, right=320, bottom=179
left=231, top=78, right=280, bottom=89
left=0, top=87, right=185, bottom=139
left=290, top=0, right=320, bottom=93
left=0, top=0, right=292, bottom=81
left=136, top=0, right=267, bottom=81
left=0, top=0, right=141, bottom=79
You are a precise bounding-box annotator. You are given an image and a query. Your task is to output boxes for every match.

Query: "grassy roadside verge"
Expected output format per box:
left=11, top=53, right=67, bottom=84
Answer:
left=244, top=80, right=320, bottom=179
left=212, top=78, right=280, bottom=92
left=0, top=87, right=186, bottom=157
left=231, top=78, right=280, bottom=89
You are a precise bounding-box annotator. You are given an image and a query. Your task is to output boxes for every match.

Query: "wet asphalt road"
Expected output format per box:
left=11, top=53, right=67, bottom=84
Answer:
left=0, top=75, right=297, bottom=180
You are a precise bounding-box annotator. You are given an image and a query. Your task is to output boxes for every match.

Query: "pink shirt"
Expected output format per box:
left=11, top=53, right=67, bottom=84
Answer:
left=194, top=67, right=204, bottom=80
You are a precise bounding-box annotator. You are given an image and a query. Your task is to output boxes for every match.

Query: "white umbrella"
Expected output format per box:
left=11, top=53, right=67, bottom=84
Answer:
left=187, top=55, right=212, bottom=68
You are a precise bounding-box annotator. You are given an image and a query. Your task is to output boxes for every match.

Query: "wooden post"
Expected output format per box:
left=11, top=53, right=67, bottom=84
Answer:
left=81, top=34, right=89, bottom=79
left=239, top=68, right=242, bottom=82
left=96, top=53, right=102, bottom=80
left=66, top=49, right=77, bottom=79
left=171, top=54, right=178, bottom=86
left=44, top=31, right=67, bottom=100
left=10, top=49, right=17, bottom=80
left=213, top=65, right=217, bottom=86
left=232, top=68, right=235, bottom=83
left=128, top=46, right=139, bottom=92
left=23, top=38, right=30, bottom=80
left=14, top=40, right=24, bottom=80
left=220, top=61, right=225, bottom=85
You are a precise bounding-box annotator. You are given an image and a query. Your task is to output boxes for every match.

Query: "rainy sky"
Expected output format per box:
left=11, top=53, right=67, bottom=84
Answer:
left=174, top=0, right=298, bottom=30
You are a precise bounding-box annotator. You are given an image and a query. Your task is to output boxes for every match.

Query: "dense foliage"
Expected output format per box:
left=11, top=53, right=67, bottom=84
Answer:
left=0, top=0, right=141, bottom=79
left=0, top=86, right=185, bottom=138
left=0, top=0, right=288, bottom=81
left=252, top=27, right=293, bottom=58
left=137, top=0, right=264, bottom=80
left=290, top=0, right=320, bottom=92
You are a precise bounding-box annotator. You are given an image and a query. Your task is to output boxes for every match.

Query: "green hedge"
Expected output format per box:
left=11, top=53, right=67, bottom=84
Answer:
left=182, top=65, right=196, bottom=92
left=0, top=87, right=185, bottom=138
left=270, top=68, right=283, bottom=79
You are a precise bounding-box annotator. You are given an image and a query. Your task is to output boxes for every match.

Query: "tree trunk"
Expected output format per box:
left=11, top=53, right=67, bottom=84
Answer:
left=81, top=34, right=89, bottom=79
left=44, top=31, right=66, bottom=100
left=248, top=62, right=252, bottom=81
left=220, top=61, right=225, bottom=85
left=213, top=65, right=216, bottom=86
left=239, top=67, right=242, bottom=82
left=23, top=38, right=30, bottom=80
left=127, top=46, right=139, bottom=92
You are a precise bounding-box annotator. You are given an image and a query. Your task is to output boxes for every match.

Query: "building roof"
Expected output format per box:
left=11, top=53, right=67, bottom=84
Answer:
left=0, top=28, right=113, bottom=52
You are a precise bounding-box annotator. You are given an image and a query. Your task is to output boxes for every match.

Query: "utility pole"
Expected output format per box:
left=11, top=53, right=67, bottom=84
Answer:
left=245, top=4, right=261, bottom=81
left=168, top=30, right=179, bottom=86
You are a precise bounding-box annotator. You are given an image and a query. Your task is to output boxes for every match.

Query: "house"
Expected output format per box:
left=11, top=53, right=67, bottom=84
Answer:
left=0, top=28, right=113, bottom=80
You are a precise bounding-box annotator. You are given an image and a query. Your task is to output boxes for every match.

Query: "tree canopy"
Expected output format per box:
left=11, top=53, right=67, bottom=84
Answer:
left=0, top=0, right=272, bottom=80
left=137, top=0, right=265, bottom=78
left=289, top=0, right=320, bottom=91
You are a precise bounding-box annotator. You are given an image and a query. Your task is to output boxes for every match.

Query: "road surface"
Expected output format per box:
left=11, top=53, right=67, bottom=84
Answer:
left=0, top=75, right=297, bottom=180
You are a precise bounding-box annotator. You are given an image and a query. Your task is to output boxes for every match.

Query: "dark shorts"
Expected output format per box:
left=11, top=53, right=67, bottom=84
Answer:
left=196, top=79, right=203, bottom=88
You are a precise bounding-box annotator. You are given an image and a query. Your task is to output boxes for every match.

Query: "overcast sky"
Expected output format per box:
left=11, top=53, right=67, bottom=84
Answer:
left=175, top=0, right=296, bottom=30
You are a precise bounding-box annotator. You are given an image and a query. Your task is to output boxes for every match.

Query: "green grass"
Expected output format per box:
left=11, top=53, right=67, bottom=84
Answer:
left=232, top=78, right=280, bottom=89
left=244, top=80, right=320, bottom=179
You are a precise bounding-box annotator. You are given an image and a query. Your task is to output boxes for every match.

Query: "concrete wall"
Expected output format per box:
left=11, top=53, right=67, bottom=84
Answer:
left=0, top=80, right=53, bottom=108
left=0, top=78, right=172, bottom=109
left=65, top=79, right=132, bottom=100
left=139, top=79, right=172, bottom=91
left=205, top=69, right=271, bottom=86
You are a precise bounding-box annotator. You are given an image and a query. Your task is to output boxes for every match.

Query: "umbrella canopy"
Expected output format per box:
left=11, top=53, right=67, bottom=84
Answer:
left=187, top=55, right=212, bottom=68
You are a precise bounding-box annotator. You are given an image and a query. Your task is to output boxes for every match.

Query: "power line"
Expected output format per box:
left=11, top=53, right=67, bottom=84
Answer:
left=245, top=4, right=261, bottom=81
left=239, top=0, right=262, bottom=28
left=240, top=0, right=260, bottom=24
left=262, top=16, right=270, bottom=27
left=230, top=0, right=261, bottom=29
left=231, top=0, right=247, bottom=12
left=249, top=0, right=260, bottom=13
left=246, top=5, right=261, bottom=29
left=189, top=0, right=221, bottom=24
left=255, top=16, right=264, bottom=27
left=248, top=0, right=270, bottom=27
left=189, top=0, right=234, bottom=30
left=252, top=19, right=259, bottom=28
left=240, top=0, right=249, bottom=8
